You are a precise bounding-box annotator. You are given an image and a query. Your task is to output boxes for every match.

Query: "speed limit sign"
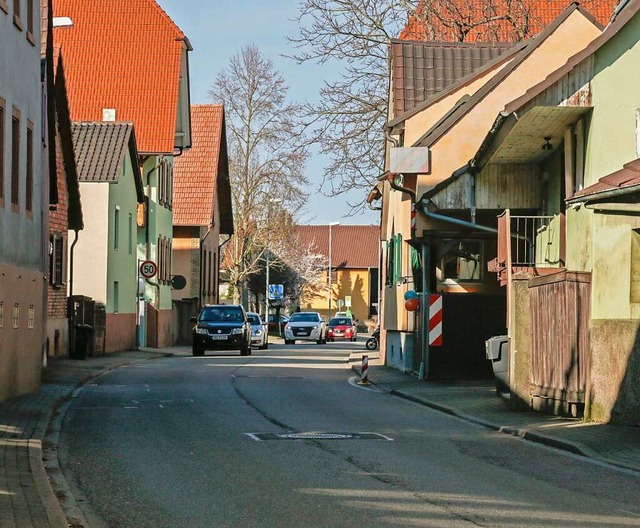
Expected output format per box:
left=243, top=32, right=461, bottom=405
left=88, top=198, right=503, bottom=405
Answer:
left=139, top=260, right=157, bottom=279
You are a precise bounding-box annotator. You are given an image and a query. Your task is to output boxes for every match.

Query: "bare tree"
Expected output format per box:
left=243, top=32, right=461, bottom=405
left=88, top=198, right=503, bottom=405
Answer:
left=287, top=0, right=616, bottom=211
left=210, top=44, right=309, bottom=304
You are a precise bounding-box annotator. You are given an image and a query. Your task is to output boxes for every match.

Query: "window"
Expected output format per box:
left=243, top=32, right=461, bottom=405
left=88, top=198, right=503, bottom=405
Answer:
left=385, top=237, right=394, bottom=286
left=26, top=122, right=32, bottom=212
left=114, top=206, right=120, bottom=249
left=49, top=233, right=66, bottom=286
left=26, top=0, right=34, bottom=44
left=439, top=239, right=483, bottom=282
left=12, top=0, right=22, bottom=30
left=393, top=234, right=403, bottom=284
left=0, top=99, right=4, bottom=205
left=114, top=282, right=119, bottom=313
left=12, top=303, right=19, bottom=329
left=27, top=305, right=34, bottom=329
left=11, top=108, right=19, bottom=210
left=0, top=301, right=3, bottom=328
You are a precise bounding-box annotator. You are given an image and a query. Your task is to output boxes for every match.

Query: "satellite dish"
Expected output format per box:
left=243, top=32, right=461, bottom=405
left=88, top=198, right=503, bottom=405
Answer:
left=171, top=275, right=187, bottom=290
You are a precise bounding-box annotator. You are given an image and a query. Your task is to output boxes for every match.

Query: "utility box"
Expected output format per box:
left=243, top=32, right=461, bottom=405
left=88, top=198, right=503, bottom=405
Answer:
left=486, top=335, right=509, bottom=395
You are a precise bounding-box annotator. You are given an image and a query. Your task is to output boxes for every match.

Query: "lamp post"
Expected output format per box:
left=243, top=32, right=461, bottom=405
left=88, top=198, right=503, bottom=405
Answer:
left=265, top=198, right=282, bottom=323
left=328, top=221, right=340, bottom=320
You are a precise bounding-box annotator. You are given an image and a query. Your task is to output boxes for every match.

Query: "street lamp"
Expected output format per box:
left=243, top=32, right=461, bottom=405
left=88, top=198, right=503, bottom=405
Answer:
left=328, top=221, right=340, bottom=320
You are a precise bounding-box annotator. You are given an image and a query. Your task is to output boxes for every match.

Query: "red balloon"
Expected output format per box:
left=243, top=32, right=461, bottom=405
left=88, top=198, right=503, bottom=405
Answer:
left=405, top=298, right=419, bottom=311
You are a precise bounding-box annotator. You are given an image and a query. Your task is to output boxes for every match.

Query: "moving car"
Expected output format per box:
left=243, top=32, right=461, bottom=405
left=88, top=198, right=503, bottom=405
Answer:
left=284, top=312, right=326, bottom=345
left=247, top=312, right=268, bottom=350
left=326, top=317, right=358, bottom=342
left=191, top=304, right=252, bottom=356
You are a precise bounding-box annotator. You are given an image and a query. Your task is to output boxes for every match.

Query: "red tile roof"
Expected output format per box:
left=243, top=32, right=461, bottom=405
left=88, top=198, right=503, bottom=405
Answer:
left=173, top=105, right=224, bottom=227
left=52, top=0, right=188, bottom=154
left=400, top=0, right=616, bottom=42
left=296, top=225, right=380, bottom=269
left=571, top=159, right=640, bottom=201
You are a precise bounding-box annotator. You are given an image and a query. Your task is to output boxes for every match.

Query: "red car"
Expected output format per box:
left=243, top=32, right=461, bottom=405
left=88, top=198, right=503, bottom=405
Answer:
left=326, top=317, right=357, bottom=342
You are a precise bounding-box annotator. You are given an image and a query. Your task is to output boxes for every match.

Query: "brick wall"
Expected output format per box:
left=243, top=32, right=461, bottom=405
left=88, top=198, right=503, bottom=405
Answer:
left=48, top=131, right=69, bottom=319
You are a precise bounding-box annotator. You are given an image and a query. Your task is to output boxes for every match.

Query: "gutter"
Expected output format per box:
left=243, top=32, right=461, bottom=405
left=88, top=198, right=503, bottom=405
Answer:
left=416, top=197, right=498, bottom=234
left=567, top=184, right=640, bottom=205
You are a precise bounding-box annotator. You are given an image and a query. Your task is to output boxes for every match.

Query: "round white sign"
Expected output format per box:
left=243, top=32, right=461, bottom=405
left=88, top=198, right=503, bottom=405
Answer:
left=140, top=260, right=157, bottom=279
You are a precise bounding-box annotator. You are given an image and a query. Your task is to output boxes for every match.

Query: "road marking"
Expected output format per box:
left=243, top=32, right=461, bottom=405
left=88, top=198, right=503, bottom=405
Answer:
left=246, top=432, right=393, bottom=441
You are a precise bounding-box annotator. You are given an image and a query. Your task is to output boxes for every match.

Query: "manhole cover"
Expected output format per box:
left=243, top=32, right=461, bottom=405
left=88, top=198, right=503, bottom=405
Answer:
left=246, top=432, right=393, bottom=441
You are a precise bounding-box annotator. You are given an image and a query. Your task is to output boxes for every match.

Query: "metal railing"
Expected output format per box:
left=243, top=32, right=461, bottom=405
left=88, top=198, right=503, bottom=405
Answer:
left=510, top=215, right=557, bottom=268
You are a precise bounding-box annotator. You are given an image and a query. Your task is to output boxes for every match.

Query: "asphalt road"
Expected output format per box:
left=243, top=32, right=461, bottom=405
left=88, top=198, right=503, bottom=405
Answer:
left=54, top=339, right=640, bottom=527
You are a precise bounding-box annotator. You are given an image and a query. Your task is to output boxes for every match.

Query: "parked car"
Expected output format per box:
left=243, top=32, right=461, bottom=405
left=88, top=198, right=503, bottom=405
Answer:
left=191, top=304, right=252, bottom=357
left=268, top=313, right=289, bottom=332
left=247, top=312, right=268, bottom=350
left=326, top=317, right=358, bottom=342
left=284, top=312, right=326, bottom=345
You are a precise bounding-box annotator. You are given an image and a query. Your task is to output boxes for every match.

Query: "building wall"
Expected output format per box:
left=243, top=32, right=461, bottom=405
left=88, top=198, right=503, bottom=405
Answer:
left=71, top=182, right=109, bottom=303
left=47, top=131, right=70, bottom=358
left=410, top=11, right=602, bottom=237
left=302, top=268, right=372, bottom=323
left=0, top=0, right=45, bottom=399
left=105, top=312, right=136, bottom=353
left=585, top=13, right=640, bottom=186
left=578, top=11, right=640, bottom=424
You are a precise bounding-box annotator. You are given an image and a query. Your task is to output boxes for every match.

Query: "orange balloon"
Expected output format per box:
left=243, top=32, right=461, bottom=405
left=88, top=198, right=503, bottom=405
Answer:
left=405, top=298, right=419, bottom=311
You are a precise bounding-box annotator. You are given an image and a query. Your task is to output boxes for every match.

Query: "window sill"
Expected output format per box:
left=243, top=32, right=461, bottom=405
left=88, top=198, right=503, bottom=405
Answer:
left=13, top=14, right=23, bottom=31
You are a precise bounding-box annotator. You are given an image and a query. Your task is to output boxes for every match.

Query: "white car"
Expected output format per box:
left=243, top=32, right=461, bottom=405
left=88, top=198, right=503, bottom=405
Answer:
left=284, top=312, right=326, bottom=345
left=247, top=312, right=268, bottom=350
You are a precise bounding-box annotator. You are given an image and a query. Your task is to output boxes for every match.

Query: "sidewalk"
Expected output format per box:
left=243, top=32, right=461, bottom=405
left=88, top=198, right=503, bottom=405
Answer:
left=0, top=348, right=178, bottom=528
left=350, top=352, right=640, bottom=473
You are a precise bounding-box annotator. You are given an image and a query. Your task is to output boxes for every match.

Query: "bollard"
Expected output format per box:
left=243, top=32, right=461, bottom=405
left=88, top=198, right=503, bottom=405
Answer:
left=360, top=354, right=369, bottom=384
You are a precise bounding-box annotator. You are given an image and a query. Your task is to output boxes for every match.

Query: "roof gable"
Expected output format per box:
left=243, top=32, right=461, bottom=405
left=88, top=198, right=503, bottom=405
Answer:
left=71, top=122, right=144, bottom=202
left=53, top=0, right=189, bottom=154
left=173, top=105, right=224, bottom=227
left=295, top=225, right=380, bottom=269
left=413, top=3, right=601, bottom=148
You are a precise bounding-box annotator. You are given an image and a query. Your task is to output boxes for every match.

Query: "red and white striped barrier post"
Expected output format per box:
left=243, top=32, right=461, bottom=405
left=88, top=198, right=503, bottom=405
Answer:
left=360, top=354, right=369, bottom=384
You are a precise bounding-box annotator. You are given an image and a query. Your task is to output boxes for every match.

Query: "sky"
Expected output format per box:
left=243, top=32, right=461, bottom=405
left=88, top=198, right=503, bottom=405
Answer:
left=157, top=0, right=380, bottom=226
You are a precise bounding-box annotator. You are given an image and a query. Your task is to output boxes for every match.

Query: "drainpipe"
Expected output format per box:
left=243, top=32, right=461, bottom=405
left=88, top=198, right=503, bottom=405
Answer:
left=68, top=229, right=80, bottom=298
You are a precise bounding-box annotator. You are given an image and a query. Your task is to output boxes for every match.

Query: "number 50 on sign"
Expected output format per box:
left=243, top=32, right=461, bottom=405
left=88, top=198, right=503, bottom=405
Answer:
left=140, top=260, right=157, bottom=279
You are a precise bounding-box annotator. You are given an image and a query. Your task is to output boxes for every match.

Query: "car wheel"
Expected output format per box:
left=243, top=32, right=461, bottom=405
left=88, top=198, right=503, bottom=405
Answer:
left=192, top=346, right=204, bottom=357
left=240, top=343, right=250, bottom=356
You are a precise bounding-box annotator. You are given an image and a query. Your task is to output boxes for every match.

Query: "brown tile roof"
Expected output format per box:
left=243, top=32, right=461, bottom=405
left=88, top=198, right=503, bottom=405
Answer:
left=391, top=39, right=513, bottom=117
left=569, top=159, right=640, bottom=202
left=71, top=122, right=144, bottom=202
left=295, top=225, right=380, bottom=269
left=399, top=0, right=616, bottom=42
left=173, top=105, right=227, bottom=228
left=53, top=0, right=189, bottom=154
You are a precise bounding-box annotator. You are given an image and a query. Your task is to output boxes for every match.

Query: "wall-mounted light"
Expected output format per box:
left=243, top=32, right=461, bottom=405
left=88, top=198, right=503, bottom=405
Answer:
left=541, top=136, right=553, bottom=151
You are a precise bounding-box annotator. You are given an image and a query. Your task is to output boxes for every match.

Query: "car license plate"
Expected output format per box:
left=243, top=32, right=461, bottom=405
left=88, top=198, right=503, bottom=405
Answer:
left=334, top=331, right=343, bottom=335
left=210, top=334, right=228, bottom=340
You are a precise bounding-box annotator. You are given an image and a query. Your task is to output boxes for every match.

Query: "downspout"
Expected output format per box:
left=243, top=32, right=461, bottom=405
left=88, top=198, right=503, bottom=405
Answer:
left=68, top=229, right=80, bottom=298
left=217, top=235, right=232, bottom=303
left=200, top=226, right=212, bottom=305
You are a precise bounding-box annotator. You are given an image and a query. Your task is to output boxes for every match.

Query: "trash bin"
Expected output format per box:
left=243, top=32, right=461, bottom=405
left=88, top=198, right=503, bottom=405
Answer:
left=73, top=324, right=93, bottom=360
left=485, top=335, right=509, bottom=394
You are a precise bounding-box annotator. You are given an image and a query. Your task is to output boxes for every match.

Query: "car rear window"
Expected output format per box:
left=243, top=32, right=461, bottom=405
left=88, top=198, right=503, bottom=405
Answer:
left=289, top=313, right=320, bottom=323
left=199, top=307, right=244, bottom=323
left=329, top=318, right=350, bottom=326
